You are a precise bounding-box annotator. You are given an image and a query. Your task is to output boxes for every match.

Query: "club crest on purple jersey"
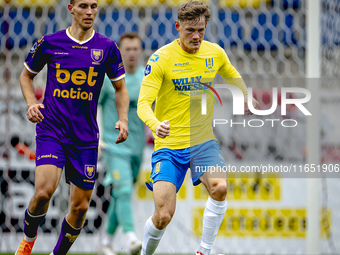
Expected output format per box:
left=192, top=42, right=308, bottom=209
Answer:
left=29, top=42, right=38, bottom=53
left=84, top=164, right=96, bottom=179
left=91, top=49, right=103, bottom=63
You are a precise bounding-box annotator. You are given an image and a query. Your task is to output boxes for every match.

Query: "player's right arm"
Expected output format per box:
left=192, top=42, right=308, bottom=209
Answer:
left=21, top=37, right=49, bottom=123
left=137, top=55, right=170, bottom=139
left=20, top=68, right=44, bottom=123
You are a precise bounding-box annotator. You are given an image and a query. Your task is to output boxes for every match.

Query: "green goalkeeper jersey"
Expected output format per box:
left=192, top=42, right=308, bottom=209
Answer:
left=99, top=66, right=145, bottom=156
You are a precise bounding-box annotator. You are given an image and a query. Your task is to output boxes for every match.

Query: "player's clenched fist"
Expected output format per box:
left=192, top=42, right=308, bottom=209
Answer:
left=115, top=119, right=129, bottom=144
left=27, top=103, right=44, bottom=123
left=156, top=120, right=170, bottom=138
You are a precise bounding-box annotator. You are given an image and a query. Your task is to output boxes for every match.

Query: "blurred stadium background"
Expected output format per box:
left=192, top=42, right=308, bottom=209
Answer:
left=1, top=0, right=340, bottom=254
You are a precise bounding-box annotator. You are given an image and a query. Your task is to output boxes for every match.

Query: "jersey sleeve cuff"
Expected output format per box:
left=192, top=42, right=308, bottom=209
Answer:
left=110, top=73, right=125, bottom=82
left=150, top=121, right=161, bottom=132
left=24, top=62, right=39, bottom=74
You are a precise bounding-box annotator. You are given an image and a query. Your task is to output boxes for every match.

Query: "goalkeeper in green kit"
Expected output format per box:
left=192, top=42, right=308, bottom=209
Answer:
left=98, top=32, right=145, bottom=255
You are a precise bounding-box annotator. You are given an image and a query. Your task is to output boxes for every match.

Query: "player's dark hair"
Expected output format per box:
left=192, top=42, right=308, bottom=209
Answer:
left=177, top=0, right=211, bottom=23
left=119, top=32, right=142, bottom=46
left=70, top=0, right=74, bottom=4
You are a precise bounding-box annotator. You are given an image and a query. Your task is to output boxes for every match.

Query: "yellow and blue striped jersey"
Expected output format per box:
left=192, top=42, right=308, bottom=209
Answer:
left=137, top=39, right=247, bottom=151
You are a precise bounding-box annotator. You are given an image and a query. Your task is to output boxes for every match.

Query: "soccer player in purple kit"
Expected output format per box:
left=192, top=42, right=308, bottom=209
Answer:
left=15, top=0, right=129, bottom=254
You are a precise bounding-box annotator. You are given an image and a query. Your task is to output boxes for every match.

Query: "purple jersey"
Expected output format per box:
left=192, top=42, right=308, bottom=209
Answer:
left=24, top=29, right=125, bottom=147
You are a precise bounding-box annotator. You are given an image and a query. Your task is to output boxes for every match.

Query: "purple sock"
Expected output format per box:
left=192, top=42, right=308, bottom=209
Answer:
left=53, top=218, right=82, bottom=255
left=24, top=209, right=46, bottom=238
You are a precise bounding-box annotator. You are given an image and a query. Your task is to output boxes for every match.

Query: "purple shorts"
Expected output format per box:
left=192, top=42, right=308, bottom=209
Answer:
left=35, top=135, right=98, bottom=190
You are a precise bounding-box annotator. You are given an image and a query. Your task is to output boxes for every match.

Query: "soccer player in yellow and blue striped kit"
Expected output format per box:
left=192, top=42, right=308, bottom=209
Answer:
left=137, top=1, right=258, bottom=254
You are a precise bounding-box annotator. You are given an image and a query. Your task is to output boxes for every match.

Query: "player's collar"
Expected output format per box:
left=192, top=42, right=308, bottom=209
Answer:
left=66, top=27, right=95, bottom=45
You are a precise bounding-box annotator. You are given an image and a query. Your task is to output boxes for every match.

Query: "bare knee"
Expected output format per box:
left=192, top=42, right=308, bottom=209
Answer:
left=70, top=200, right=89, bottom=218
left=159, top=210, right=174, bottom=224
left=33, top=188, right=54, bottom=206
left=209, top=180, right=227, bottom=201
left=154, top=209, right=175, bottom=230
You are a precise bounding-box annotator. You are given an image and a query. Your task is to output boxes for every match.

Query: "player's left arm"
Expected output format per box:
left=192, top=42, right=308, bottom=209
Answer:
left=217, top=47, right=258, bottom=115
left=111, top=78, right=129, bottom=144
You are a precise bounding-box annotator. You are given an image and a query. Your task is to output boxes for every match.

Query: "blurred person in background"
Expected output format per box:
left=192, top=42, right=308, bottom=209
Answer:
left=98, top=32, right=145, bottom=255
left=15, top=0, right=129, bottom=254
left=137, top=1, right=258, bottom=255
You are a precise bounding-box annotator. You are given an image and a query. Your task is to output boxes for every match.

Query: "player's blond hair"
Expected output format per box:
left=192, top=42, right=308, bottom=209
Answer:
left=177, top=1, right=211, bottom=23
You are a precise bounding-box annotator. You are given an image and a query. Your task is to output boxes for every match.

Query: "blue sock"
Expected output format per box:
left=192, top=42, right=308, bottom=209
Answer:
left=24, top=208, right=46, bottom=238
left=53, top=218, right=82, bottom=255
